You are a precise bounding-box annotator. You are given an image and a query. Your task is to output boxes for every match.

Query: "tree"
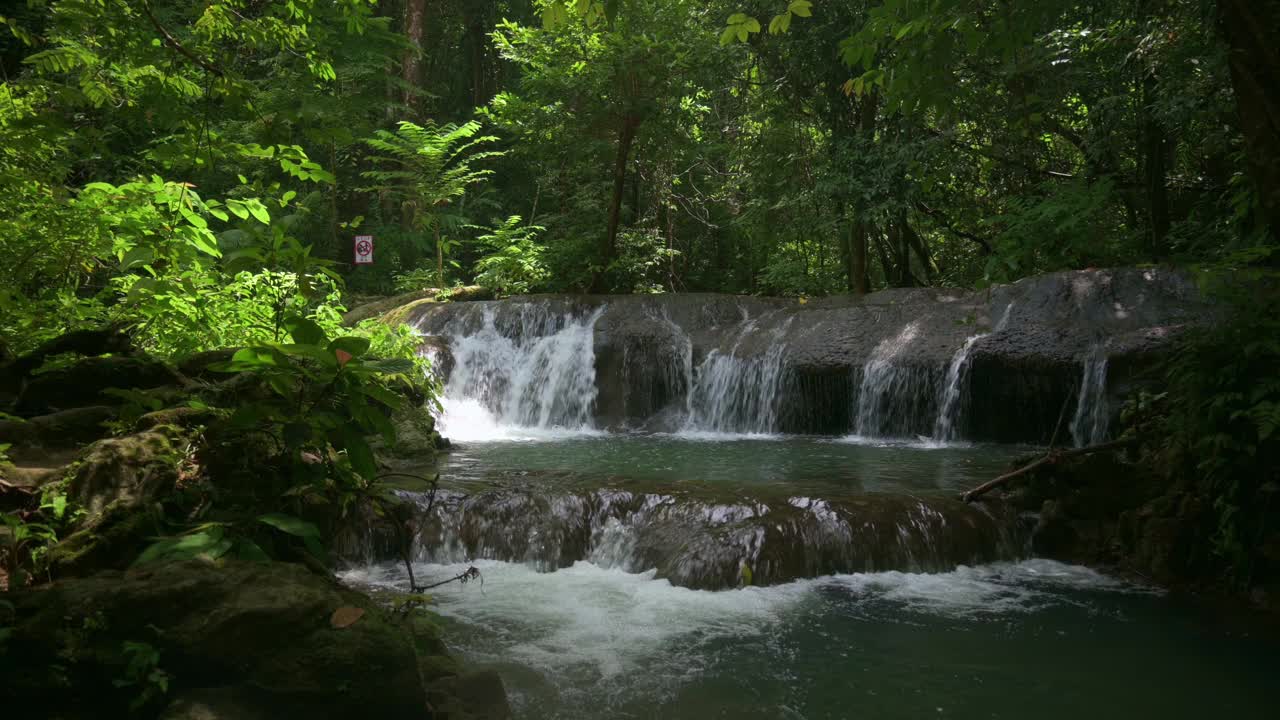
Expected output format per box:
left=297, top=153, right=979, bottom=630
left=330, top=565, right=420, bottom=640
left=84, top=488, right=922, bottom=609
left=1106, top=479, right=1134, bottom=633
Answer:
left=362, top=120, right=503, bottom=288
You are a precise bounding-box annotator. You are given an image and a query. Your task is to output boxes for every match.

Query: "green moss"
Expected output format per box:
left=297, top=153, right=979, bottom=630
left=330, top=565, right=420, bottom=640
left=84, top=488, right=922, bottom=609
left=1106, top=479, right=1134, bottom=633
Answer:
left=379, top=297, right=435, bottom=327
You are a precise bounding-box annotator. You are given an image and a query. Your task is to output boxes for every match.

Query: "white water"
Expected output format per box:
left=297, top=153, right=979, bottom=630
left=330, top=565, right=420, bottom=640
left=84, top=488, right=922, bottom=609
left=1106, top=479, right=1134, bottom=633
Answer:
left=1070, top=345, right=1110, bottom=447
left=341, top=558, right=1148, bottom=713
left=931, top=334, right=983, bottom=443
left=853, top=322, right=923, bottom=438
left=931, top=302, right=1016, bottom=443
left=682, top=317, right=792, bottom=435
left=435, top=307, right=605, bottom=441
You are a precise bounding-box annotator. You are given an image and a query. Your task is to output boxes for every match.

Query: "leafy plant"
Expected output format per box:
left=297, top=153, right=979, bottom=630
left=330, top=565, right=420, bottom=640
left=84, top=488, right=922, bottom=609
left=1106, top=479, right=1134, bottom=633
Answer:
left=472, top=216, right=549, bottom=297
left=362, top=121, right=504, bottom=289
left=1, top=511, right=57, bottom=590
left=113, top=641, right=171, bottom=713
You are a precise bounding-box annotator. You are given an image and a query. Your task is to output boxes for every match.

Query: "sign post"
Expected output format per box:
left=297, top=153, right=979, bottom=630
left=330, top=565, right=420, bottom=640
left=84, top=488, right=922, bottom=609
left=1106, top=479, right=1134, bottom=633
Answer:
left=353, top=235, right=374, bottom=265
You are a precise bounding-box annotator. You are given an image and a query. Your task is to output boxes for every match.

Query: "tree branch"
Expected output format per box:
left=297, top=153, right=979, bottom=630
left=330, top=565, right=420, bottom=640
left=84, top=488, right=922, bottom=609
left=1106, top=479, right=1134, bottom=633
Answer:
left=139, top=1, right=224, bottom=77
left=959, top=437, right=1139, bottom=503
left=916, top=202, right=993, bottom=255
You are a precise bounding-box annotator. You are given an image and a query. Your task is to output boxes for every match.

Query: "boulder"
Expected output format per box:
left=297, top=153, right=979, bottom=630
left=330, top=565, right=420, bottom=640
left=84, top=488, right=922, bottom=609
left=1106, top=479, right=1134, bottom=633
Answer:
left=0, top=560, right=502, bottom=719
left=40, top=431, right=181, bottom=576
left=69, top=431, right=179, bottom=519
left=0, top=405, right=117, bottom=449
left=14, top=356, right=186, bottom=417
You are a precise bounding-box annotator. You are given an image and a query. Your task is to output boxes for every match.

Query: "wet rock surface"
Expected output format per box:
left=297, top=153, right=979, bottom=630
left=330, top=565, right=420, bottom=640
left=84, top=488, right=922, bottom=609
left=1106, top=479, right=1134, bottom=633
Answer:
left=405, top=268, right=1211, bottom=443
left=345, top=484, right=1022, bottom=591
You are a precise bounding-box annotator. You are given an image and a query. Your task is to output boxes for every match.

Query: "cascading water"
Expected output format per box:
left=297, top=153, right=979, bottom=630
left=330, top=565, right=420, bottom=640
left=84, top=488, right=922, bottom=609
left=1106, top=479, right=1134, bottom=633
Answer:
left=853, top=322, right=934, bottom=439
left=1071, top=345, right=1110, bottom=447
left=932, top=302, right=1016, bottom=443
left=350, top=483, right=1018, bottom=590
left=433, top=305, right=605, bottom=440
left=931, top=335, right=983, bottom=443
left=682, top=317, right=792, bottom=435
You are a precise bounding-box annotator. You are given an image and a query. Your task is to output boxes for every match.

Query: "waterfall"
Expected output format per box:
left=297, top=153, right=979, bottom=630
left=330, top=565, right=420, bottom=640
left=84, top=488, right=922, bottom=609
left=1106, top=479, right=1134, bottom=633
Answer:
left=932, top=335, right=983, bottom=443
left=853, top=322, right=931, bottom=438
left=683, top=318, right=792, bottom=435
left=1070, top=346, right=1109, bottom=447
left=931, top=302, right=1016, bottom=443
left=345, top=485, right=1020, bottom=591
left=435, top=305, right=605, bottom=439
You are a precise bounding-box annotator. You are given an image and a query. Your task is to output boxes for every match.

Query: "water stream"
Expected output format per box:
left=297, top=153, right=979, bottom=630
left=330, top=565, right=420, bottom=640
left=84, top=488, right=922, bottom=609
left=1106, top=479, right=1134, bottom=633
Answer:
left=1071, top=345, right=1111, bottom=447
left=369, top=299, right=1275, bottom=719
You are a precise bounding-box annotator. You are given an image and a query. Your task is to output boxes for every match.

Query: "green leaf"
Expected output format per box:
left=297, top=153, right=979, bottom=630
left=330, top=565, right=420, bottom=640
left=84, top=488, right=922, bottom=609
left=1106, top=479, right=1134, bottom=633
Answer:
left=236, top=539, right=271, bottom=563
left=341, top=428, right=378, bottom=480
left=364, top=358, right=416, bottom=375
left=788, top=0, right=812, bottom=18
left=328, top=336, right=372, bottom=359
left=226, top=200, right=251, bottom=220
left=187, top=231, right=222, bottom=258
left=134, top=528, right=227, bottom=566
left=120, top=247, right=155, bottom=271
left=247, top=201, right=271, bottom=225
left=180, top=206, right=208, bottom=229
left=286, top=317, right=328, bottom=346
left=257, top=513, right=321, bottom=539
left=361, top=383, right=404, bottom=409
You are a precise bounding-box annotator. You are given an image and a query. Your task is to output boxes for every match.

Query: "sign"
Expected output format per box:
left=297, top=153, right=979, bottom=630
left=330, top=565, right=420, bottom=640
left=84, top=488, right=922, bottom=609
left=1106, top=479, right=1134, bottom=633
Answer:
left=353, top=235, right=374, bottom=265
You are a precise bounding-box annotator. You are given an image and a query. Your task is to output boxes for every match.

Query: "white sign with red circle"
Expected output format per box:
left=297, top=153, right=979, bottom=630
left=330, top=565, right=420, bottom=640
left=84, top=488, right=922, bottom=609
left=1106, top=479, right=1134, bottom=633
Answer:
left=353, top=235, right=374, bottom=265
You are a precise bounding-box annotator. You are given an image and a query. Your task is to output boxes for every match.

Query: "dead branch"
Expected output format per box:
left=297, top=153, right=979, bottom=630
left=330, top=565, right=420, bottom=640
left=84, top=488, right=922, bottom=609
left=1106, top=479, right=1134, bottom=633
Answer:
left=959, top=437, right=1139, bottom=503
left=415, top=565, right=482, bottom=593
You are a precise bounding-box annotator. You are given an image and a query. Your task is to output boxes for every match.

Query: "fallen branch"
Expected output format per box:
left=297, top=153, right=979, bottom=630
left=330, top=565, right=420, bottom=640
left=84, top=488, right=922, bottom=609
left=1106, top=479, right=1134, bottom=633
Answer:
left=0, top=478, right=35, bottom=496
left=374, top=472, right=440, bottom=593
left=415, top=565, right=482, bottom=593
left=959, top=437, right=1139, bottom=503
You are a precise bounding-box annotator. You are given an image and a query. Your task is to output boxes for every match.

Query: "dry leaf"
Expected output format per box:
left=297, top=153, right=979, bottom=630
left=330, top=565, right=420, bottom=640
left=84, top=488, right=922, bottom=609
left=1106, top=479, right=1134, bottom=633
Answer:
left=330, top=606, right=364, bottom=629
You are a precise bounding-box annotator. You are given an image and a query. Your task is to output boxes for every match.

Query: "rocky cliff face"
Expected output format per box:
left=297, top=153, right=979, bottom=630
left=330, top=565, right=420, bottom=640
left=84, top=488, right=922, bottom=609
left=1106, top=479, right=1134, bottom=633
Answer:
left=405, top=268, right=1210, bottom=443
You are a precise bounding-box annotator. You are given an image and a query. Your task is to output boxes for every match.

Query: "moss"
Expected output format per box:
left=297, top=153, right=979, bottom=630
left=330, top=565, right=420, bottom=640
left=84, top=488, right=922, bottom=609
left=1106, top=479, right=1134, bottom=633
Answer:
left=45, top=500, right=159, bottom=577
left=380, top=297, right=436, bottom=327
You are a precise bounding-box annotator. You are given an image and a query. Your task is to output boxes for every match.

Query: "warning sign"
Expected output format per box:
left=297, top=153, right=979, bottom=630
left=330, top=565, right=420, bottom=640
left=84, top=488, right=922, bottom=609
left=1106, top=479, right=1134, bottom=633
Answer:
left=353, top=235, right=374, bottom=265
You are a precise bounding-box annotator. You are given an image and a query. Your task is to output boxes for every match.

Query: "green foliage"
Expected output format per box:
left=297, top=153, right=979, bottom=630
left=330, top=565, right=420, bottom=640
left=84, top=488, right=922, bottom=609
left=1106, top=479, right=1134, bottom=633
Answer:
left=473, top=216, right=550, bottom=297
left=113, top=640, right=171, bottom=713
left=1, top=511, right=58, bottom=590
left=1153, top=260, right=1280, bottom=585
left=362, top=120, right=503, bottom=288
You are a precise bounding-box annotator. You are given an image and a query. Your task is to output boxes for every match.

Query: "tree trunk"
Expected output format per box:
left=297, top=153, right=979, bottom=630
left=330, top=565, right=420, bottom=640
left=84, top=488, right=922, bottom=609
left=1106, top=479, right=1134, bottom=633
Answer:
left=597, top=113, right=641, bottom=291
left=1141, top=73, right=1172, bottom=255
left=848, top=91, right=878, bottom=295
left=901, top=214, right=933, bottom=285
left=1218, top=0, right=1280, bottom=242
left=435, top=222, right=444, bottom=289
left=402, top=0, right=427, bottom=115
left=847, top=219, right=869, bottom=295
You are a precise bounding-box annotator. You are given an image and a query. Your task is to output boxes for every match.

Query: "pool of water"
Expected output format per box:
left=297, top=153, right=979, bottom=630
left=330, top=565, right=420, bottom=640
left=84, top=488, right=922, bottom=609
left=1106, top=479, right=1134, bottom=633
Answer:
left=434, top=433, right=1032, bottom=497
left=355, top=432, right=1276, bottom=719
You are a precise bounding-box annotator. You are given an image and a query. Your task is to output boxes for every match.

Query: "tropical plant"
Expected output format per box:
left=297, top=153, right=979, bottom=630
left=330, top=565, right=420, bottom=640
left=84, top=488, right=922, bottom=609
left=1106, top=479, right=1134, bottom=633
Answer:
left=472, top=215, right=549, bottom=296
left=362, top=121, right=503, bottom=289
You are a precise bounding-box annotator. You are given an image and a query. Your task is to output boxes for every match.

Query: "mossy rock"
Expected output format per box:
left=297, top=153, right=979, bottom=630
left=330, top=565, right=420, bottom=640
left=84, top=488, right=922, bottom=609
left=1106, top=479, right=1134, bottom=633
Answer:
left=69, top=431, right=180, bottom=520
left=0, top=405, right=117, bottom=449
left=14, top=355, right=186, bottom=417
left=2, top=560, right=497, bottom=719
left=45, top=499, right=162, bottom=577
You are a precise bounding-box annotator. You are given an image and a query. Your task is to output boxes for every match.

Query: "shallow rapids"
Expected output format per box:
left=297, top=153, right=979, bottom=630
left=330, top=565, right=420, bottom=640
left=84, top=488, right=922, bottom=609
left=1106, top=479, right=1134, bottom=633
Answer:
left=343, top=558, right=1272, bottom=719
